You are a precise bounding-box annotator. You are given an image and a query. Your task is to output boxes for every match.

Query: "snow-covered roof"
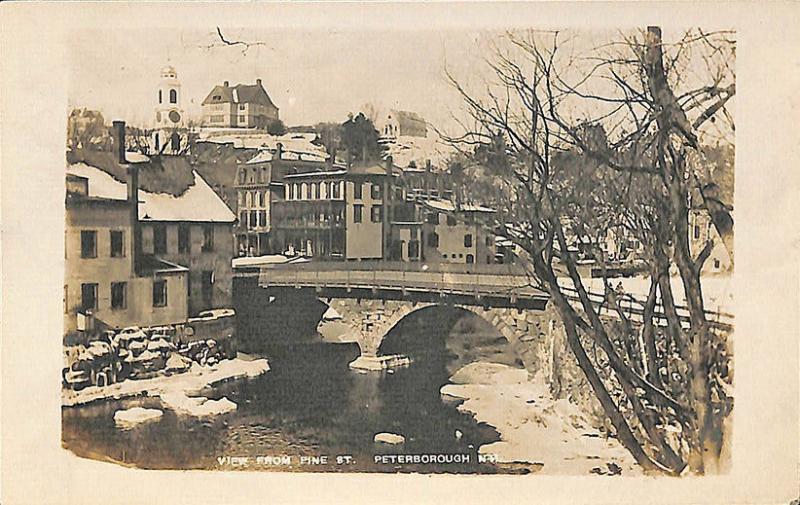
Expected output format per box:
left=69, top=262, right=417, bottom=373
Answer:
left=125, top=151, right=151, bottom=163
left=67, top=163, right=236, bottom=223
left=424, top=199, right=495, bottom=213
left=379, top=131, right=455, bottom=169
left=198, top=130, right=329, bottom=160
left=283, top=170, right=348, bottom=179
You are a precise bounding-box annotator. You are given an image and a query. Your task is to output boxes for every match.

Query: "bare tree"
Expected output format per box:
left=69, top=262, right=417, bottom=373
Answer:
left=442, top=27, right=735, bottom=474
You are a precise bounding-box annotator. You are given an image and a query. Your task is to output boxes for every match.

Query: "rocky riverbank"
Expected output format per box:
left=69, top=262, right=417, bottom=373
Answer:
left=441, top=362, right=641, bottom=476
left=62, top=356, right=270, bottom=407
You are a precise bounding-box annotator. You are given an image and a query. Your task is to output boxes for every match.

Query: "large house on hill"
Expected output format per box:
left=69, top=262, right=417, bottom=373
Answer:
left=201, top=79, right=280, bottom=129
left=379, top=110, right=427, bottom=138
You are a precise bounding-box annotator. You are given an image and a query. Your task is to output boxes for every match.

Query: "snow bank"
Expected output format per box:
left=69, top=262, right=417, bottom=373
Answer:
left=161, top=392, right=237, bottom=417
left=113, top=407, right=163, bottom=429
left=374, top=432, right=405, bottom=445
left=63, top=358, right=270, bottom=407
left=442, top=361, right=641, bottom=475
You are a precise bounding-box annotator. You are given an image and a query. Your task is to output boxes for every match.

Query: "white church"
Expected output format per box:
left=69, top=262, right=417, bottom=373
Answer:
left=149, top=65, right=189, bottom=156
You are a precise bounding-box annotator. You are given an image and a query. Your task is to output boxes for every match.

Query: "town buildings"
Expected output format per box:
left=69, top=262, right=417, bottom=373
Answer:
left=66, top=125, right=237, bottom=338
left=201, top=79, right=280, bottom=129
left=64, top=166, right=189, bottom=340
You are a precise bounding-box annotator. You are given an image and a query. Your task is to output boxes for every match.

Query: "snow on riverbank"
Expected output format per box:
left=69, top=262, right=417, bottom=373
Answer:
left=441, top=362, right=641, bottom=475
left=63, top=357, right=270, bottom=407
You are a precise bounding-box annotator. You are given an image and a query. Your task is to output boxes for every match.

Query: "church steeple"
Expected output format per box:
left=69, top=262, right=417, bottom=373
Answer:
left=152, top=65, right=186, bottom=154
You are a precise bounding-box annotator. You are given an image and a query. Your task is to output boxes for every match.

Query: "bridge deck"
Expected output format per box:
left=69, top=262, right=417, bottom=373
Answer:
left=235, top=260, right=733, bottom=330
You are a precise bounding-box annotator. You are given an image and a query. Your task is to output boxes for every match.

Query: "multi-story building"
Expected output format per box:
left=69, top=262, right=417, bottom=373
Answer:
left=234, top=143, right=332, bottom=256
left=201, top=79, right=279, bottom=129
left=420, top=200, right=496, bottom=265
left=68, top=154, right=236, bottom=317
left=64, top=169, right=188, bottom=340
left=272, top=166, right=348, bottom=259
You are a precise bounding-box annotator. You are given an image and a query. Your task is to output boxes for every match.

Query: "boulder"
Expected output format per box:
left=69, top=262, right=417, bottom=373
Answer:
left=374, top=432, right=405, bottom=445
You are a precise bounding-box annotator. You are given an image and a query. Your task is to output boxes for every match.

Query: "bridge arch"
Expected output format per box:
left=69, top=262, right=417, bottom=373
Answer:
left=376, top=303, right=528, bottom=372
left=319, top=297, right=552, bottom=371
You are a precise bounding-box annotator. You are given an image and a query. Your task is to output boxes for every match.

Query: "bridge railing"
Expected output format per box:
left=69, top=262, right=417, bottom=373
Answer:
left=249, top=260, right=733, bottom=329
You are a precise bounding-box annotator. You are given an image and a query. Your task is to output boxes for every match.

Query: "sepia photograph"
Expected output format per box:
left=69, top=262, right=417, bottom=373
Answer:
left=1, top=2, right=798, bottom=504
left=61, top=23, right=735, bottom=476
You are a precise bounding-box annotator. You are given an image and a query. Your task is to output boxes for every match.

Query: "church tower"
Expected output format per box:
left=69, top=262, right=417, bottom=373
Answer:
left=152, top=65, right=186, bottom=155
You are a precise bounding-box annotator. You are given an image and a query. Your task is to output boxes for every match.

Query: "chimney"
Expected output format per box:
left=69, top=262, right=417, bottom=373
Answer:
left=425, top=159, right=432, bottom=173
left=256, top=78, right=262, bottom=86
left=114, top=120, right=142, bottom=276
left=223, top=81, right=229, bottom=87
left=276, top=142, right=283, bottom=160
left=113, top=121, right=126, bottom=164
left=382, top=156, right=393, bottom=260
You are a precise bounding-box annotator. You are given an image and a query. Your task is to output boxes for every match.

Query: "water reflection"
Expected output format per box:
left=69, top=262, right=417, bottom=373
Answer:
left=63, top=309, right=523, bottom=473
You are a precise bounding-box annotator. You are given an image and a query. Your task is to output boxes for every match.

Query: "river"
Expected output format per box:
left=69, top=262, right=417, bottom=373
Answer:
left=62, top=310, right=532, bottom=474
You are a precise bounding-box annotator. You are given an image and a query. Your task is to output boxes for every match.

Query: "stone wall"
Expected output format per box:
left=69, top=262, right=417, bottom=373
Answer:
left=326, top=296, right=605, bottom=426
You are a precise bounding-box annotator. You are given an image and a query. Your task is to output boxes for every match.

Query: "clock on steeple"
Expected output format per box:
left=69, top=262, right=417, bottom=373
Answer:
left=152, top=65, right=186, bottom=154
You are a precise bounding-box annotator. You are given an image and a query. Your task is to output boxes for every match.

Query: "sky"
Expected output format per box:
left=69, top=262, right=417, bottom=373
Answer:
left=67, top=27, right=494, bottom=131
left=67, top=26, right=733, bottom=146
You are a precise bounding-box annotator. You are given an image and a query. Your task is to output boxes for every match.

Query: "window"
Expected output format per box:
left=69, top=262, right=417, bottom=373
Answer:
left=239, top=211, right=247, bottom=227
left=447, top=215, right=457, bottom=226
left=111, top=282, right=126, bottom=310
left=202, top=225, right=214, bottom=251
left=171, top=132, right=180, bottom=151
left=259, top=211, right=267, bottom=228
left=239, top=104, right=245, bottom=111
left=371, top=183, right=382, bottom=200
left=210, top=115, right=224, bottom=122
left=428, top=232, right=439, bottom=248
left=153, top=224, right=167, bottom=254
left=394, top=187, right=403, bottom=200
left=80, top=230, right=97, bottom=258
left=239, top=169, right=247, bottom=185
left=714, top=259, right=721, bottom=269
left=320, top=182, right=328, bottom=199
left=466, top=254, right=475, bottom=264
left=239, top=115, right=245, bottom=123
left=301, top=183, right=308, bottom=200
left=426, top=212, right=439, bottom=225
left=81, top=283, right=98, bottom=311
left=486, top=236, right=492, bottom=247
left=110, top=230, right=124, bottom=257
left=249, top=211, right=257, bottom=229
left=310, top=183, right=318, bottom=200
left=371, top=205, right=383, bottom=223
left=353, top=204, right=363, bottom=223
left=408, top=240, right=420, bottom=259
left=353, top=182, right=363, bottom=200
left=169, top=89, right=177, bottom=104
left=693, top=224, right=701, bottom=239
left=178, top=224, right=190, bottom=253
left=158, top=90, right=162, bottom=104
left=464, top=234, right=473, bottom=247
left=201, top=271, right=214, bottom=302
left=152, top=279, right=167, bottom=307
left=331, top=181, right=341, bottom=200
